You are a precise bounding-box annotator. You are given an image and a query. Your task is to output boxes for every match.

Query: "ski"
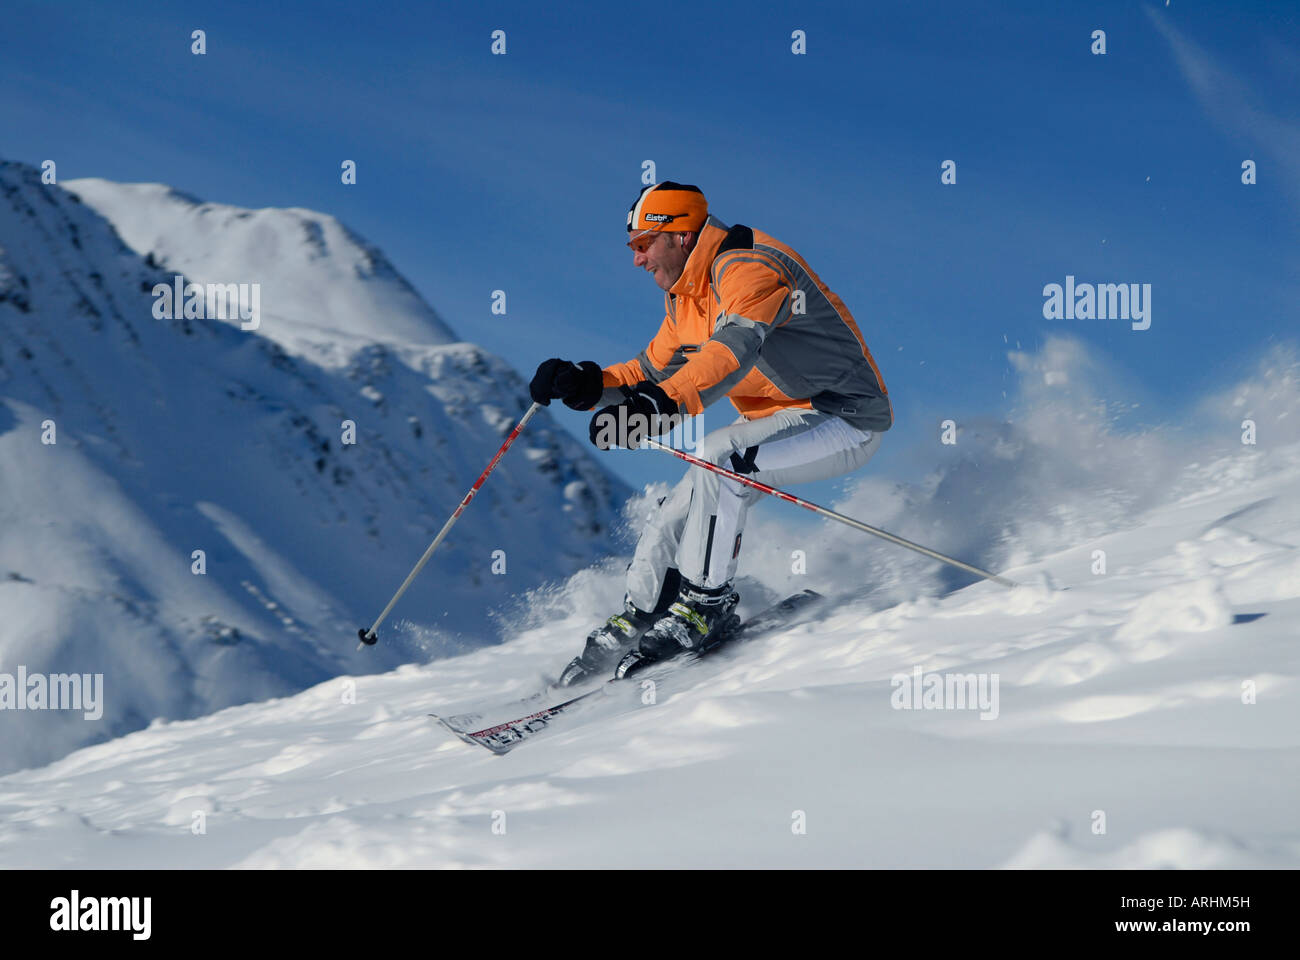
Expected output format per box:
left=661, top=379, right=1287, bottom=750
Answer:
left=432, top=687, right=606, bottom=755
left=430, top=589, right=825, bottom=755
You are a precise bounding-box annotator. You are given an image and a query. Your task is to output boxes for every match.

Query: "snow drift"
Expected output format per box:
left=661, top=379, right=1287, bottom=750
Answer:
left=1, top=333, right=1296, bottom=868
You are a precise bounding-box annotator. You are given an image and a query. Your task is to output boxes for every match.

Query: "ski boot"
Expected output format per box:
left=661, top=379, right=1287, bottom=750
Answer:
left=615, top=580, right=740, bottom=680
left=557, top=597, right=658, bottom=687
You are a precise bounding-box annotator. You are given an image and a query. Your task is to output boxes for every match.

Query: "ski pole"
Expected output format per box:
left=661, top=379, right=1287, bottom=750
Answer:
left=642, top=437, right=1018, bottom=589
left=357, top=402, right=544, bottom=649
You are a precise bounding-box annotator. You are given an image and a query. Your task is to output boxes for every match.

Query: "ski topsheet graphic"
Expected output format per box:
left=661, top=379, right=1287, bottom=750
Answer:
left=432, top=687, right=607, bottom=754
left=431, top=590, right=825, bottom=754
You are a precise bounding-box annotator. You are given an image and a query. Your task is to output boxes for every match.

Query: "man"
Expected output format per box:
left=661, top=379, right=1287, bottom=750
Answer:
left=530, top=181, right=892, bottom=686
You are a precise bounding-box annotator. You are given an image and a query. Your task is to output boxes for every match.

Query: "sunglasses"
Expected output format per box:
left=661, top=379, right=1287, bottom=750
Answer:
left=627, top=232, right=665, bottom=254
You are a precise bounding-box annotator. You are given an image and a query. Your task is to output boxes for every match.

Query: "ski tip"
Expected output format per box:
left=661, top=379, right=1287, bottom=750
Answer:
left=429, top=714, right=515, bottom=755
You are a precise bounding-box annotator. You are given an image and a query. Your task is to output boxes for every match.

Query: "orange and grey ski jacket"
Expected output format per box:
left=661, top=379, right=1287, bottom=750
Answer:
left=603, top=215, right=892, bottom=433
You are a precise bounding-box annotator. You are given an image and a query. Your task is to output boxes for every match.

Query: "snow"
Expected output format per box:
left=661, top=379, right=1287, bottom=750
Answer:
left=2, top=350, right=1298, bottom=866
left=61, top=178, right=458, bottom=359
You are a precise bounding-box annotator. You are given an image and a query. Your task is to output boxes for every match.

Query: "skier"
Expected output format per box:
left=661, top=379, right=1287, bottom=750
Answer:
left=530, top=181, right=892, bottom=685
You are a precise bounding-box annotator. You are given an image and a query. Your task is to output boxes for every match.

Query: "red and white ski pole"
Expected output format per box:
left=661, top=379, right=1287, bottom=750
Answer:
left=642, top=437, right=1018, bottom=589
left=357, top=402, right=544, bottom=649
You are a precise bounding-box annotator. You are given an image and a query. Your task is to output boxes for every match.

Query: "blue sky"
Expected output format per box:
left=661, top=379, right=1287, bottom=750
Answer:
left=5, top=0, right=1297, bottom=503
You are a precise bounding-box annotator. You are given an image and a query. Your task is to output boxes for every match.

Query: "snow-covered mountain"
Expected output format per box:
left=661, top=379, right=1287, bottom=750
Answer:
left=62, top=178, right=459, bottom=363
left=0, top=160, right=629, bottom=775
left=1, top=336, right=1296, bottom=868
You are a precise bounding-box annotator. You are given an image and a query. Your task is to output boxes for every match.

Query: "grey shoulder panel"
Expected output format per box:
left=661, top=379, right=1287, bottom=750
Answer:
left=695, top=313, right=769, bottom=408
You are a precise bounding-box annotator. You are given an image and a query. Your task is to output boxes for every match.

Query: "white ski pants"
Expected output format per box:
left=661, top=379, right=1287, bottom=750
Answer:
left=625, top=408, right=882, bottom=611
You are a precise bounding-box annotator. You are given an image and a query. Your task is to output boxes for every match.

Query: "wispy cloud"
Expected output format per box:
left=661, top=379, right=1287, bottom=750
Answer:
left=1144, top=4, right=1300, bottom=214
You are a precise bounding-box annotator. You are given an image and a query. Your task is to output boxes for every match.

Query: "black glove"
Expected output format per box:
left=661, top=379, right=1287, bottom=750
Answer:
left=529, top=358, right=604, bottom=410
left=588, top=381, right=680, bottom=450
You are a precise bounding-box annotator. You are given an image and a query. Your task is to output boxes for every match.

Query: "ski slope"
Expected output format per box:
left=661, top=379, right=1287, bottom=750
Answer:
left=2, top=418, right=1296, bottom=868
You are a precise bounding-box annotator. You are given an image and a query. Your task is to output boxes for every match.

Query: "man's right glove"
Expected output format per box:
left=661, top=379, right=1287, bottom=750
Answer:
left=529, top=358, right=604, bottom=410
left=588, top=381, right=680, bottom=450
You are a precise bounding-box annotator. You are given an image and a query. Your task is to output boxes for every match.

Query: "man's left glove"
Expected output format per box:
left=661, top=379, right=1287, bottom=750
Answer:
left=588, top=381, right=680, bottom=450
left=529, top=358, right=604, bottom=410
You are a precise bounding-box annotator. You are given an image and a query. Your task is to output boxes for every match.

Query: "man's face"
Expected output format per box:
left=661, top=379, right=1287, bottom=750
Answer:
left=631, top=231, right=690, bottom=291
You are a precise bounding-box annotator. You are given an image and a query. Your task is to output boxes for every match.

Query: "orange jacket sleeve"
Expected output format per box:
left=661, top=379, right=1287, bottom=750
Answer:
left=602, top=309, right=679, bottom=390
